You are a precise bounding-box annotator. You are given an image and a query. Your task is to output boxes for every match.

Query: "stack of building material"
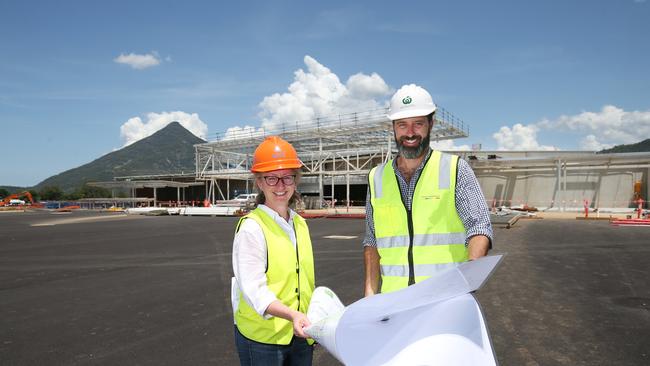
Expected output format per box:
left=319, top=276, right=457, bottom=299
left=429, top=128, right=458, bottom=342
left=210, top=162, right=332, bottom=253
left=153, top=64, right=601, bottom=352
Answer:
left=610, top=218, right=650, bottom=227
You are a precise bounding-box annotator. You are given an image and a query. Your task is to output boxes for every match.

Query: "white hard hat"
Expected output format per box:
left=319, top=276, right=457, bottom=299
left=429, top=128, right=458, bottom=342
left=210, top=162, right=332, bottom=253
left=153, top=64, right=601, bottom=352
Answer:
left=387, top=84, right=437, bottom=121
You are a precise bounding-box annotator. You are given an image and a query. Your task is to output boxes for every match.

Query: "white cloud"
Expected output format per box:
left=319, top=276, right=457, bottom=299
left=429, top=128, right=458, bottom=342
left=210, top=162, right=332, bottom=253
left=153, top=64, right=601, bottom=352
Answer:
left=120, top=111, right=207, bottom=146
left=493, top=123, right=558, bottom=151
left=257, top=55, right=390, bottom=130
left=430, top=139, right=471, bottom=151
left=223, top=125, right=264, bottom=140
left=537, top=105, right=650, bottom=149
left=580, top=135, right=613, bottom=151
left=492, top=105, right=650, bottom=151
left=114, top=52, right=161, bottom=70
left=346, top=73, right=392, bottom=100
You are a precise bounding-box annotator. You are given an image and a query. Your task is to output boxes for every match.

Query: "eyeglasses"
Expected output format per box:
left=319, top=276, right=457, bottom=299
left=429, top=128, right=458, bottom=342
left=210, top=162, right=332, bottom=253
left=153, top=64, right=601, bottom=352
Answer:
left=261, top=175, right=296, bottom=186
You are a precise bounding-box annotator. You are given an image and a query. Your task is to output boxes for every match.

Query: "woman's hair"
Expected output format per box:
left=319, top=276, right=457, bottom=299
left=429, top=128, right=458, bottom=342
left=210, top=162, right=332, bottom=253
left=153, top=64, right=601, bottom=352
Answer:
left=254, top=169, right=302, bottom=208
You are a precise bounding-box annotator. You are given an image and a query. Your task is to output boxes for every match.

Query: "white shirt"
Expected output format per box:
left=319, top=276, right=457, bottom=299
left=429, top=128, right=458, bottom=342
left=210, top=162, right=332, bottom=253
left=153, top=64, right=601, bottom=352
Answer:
left=231, top=204, right=298, bottom=321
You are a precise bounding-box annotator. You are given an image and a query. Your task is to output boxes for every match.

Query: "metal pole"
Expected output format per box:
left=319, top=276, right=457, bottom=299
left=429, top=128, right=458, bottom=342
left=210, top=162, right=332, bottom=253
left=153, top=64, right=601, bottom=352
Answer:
left=212, top=179, right=216, bottom=203
left=556, top=159, right=562, bottom=211
left=346, top=173, right=350, bottom=211
left=562, top=162, right=567, bottom=211
left=318, top=138, right=323, bottom=204
left=646, top=167, right=650, bottom=207
left=331, top=155, right=335, bottom=207
left=346, top=151, right=350, bottom=210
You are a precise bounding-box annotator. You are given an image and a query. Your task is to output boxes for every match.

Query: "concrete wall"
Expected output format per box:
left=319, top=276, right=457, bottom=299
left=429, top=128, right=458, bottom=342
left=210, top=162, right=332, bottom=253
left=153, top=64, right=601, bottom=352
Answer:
left=476, top=167, right=647, bottom=210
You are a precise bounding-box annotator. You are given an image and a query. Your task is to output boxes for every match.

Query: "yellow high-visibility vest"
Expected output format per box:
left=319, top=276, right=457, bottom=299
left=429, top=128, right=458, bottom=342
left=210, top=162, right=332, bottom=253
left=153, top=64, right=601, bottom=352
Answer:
left=369, top=150, right=468, bottom=293
left=234, top=208, right=315, bottom=345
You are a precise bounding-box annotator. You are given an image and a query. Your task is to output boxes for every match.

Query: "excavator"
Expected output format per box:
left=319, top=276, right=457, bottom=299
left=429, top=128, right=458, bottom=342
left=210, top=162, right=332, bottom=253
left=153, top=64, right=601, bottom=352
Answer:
left=0, top=191, right=43, bottom=208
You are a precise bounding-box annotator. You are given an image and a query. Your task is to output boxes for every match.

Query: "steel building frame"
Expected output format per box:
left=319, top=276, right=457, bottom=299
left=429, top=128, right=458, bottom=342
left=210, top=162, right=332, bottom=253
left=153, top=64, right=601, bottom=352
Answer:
left=195, top=107, right=468, bottom=206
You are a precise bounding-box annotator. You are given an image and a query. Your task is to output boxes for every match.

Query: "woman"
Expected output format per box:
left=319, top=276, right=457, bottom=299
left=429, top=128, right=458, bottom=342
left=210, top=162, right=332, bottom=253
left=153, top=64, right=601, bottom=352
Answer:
left=232, top=136, right=315, bottom=366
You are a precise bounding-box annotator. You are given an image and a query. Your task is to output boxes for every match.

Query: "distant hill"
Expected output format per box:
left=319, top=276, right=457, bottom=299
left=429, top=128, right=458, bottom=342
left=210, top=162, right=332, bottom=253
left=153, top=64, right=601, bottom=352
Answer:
left=34, top=122, right=206, bottom=192
left=599, top=139, right=650, bottom=154
left=0, top=186, right=28, bottom=194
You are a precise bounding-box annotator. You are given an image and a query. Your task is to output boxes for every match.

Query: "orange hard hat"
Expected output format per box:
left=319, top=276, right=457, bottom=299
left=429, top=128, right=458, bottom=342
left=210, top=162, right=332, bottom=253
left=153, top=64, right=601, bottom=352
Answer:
left=251, top=136, right=303, bottom=172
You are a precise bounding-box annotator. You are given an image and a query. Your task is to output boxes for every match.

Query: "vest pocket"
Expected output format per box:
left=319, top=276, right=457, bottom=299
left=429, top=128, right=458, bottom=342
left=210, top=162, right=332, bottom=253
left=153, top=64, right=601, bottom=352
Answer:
left=373, top=203, right=406, bottom=237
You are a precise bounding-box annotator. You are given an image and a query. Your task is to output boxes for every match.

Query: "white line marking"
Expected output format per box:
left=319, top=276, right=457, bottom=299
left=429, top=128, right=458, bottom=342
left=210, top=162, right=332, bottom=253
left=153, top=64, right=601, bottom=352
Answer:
left=30, top=214, right=133, bottom=227
left=323, top=235, right=358, bottom=240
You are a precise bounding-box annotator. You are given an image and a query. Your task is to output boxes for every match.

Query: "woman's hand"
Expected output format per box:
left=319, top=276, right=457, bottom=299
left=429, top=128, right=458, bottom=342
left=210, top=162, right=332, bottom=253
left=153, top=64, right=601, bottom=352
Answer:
left=265, top=301, right=312, bottom=338
left=290, top=310, right=312, bottom=338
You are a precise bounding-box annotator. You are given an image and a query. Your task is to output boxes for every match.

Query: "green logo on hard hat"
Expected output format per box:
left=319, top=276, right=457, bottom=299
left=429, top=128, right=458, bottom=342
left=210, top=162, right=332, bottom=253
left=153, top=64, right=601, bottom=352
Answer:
left=402, top=96, right=412, bottom=105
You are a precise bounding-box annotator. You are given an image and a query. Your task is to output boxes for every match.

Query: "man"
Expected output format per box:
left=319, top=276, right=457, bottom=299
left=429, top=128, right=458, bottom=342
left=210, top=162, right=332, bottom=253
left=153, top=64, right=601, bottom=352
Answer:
left=364, top=84, right=492, bottom=296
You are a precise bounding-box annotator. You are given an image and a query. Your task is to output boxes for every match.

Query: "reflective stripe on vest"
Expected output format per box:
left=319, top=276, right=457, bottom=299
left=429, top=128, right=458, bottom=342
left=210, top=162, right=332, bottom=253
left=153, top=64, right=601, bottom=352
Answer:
left=369, top=150, right=468, bottom=293
left=381, top=262, right=459, bottom=277
left=234, top=208, right=315, bottom=345
left=376, top=232, right=467, bottom=248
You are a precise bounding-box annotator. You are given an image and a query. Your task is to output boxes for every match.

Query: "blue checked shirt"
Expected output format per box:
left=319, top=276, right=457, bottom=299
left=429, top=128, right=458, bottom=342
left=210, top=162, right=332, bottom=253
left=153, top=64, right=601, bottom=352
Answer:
left=363, top=149, right=493, bottom=247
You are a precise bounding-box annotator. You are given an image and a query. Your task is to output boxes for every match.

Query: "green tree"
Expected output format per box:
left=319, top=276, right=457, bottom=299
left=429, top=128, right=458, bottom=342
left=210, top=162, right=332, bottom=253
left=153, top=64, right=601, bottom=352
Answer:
left=28, top=190, right=40, bottom=202
left=0, top=188, right=9, bottom=199
left=40, top=186, right=64, bottom=200
left=77, top=184, right=111, bottom=198
left=64, top=192, right=81, bottom=200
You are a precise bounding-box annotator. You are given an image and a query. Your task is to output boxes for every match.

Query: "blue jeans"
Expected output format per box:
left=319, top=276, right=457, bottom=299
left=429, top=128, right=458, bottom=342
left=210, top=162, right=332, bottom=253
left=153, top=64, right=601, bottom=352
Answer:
left=234, top=325, right=313, bottom=366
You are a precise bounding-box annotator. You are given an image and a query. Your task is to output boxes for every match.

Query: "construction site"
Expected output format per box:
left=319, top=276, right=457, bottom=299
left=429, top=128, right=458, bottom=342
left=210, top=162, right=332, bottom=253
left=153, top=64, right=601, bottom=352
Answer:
left=2, top=106, right=649, bottom=365
left=74, top=106, right=648, bottom=219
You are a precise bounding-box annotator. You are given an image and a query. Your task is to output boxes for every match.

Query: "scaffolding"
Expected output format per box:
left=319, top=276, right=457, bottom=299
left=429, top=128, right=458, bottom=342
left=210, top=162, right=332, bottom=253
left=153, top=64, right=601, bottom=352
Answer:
left=195, top=107, right=469, bottom=206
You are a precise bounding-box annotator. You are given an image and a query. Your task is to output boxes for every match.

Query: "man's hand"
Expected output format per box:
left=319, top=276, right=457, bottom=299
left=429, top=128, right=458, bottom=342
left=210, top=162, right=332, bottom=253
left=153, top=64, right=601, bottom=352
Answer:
left=467, top=235, right=490, bottom=260
left=364, top=246, right=381, bottom=296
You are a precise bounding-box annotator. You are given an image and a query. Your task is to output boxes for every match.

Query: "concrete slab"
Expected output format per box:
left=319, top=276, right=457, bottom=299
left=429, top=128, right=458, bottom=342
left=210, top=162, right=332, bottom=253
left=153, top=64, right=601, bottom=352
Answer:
left=0, top=211, right=648, bottom=365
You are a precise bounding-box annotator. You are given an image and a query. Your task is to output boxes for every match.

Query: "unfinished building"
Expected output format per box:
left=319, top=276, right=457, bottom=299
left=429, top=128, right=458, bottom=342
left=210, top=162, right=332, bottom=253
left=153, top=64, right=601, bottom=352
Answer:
left=98, top=106, right=648, bottom=213
left=194, top=107, right=468, bottom=208
left=194, top=106, right=648, bottom=212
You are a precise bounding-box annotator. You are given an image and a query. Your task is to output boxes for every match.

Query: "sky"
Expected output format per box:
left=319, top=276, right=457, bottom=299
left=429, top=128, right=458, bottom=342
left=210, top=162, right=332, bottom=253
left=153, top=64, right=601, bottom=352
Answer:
left=1, top=0, right=649, bottom=187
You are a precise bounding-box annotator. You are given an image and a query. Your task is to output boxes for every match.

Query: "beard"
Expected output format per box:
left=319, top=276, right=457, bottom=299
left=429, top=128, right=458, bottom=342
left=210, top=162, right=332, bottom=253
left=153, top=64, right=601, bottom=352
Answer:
left=395, top=133, right=430, bottom=159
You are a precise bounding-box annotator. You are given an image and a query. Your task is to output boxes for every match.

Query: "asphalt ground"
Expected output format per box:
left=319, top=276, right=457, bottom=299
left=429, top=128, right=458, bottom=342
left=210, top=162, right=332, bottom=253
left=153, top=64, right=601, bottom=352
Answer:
left=1, top=211, right=648, bottom=365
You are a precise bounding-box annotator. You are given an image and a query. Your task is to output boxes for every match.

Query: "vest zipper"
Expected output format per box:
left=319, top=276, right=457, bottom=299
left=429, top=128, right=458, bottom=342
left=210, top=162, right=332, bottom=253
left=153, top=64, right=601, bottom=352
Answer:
left=406, top=208, right=415, bottom=286
left=396, top=174, right=416, bottom=286
left=395, top=152, right=432, bottom=287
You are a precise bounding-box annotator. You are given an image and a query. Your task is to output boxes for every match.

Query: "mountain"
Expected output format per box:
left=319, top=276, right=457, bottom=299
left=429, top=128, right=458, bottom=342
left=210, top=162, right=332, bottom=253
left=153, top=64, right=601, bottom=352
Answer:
left=0, top=186, right=28, bottom=194
left=599, top=139, right=650, bottom=154
left=34, top=122, right=206, bottom=192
